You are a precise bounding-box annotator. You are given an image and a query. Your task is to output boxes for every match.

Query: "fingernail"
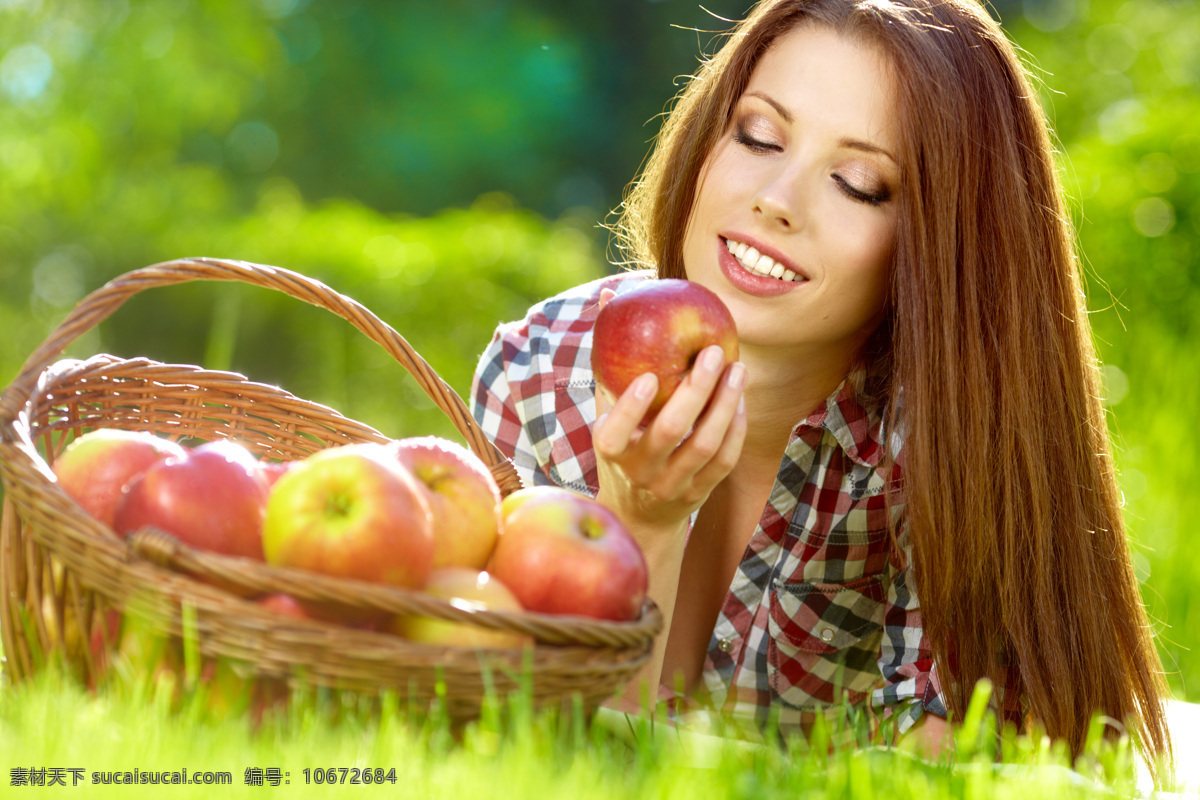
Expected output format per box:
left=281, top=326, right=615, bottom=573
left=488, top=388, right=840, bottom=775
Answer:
left=737, top=395, right=746, bottom=416
left=701, top=346, right=723, bottom=372
left=727, top=362, right=746, bottom=389
left=634, top=373, right=656, bottom=400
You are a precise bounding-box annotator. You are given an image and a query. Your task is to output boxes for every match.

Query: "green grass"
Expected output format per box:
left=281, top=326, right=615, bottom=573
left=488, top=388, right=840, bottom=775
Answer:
left=1105, top=335, right=1200, bottom=702
left=0, top=658, right=1163, bottom=800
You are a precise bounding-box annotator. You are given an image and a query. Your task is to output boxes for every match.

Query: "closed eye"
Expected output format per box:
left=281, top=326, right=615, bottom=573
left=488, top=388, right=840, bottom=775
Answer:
left=833, top=173, right=890, bottom=206
left=733, top=122, right=781, bottom=155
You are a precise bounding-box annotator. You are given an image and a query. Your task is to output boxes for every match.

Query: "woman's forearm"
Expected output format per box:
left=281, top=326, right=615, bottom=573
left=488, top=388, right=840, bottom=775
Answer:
left=599, top=509, right=689, bottom=710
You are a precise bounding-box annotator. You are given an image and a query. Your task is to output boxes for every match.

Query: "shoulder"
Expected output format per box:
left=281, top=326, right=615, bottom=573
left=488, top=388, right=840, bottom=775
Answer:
left=505, top=268, right=654, bottom=332
left=473, top=270, right=653, bottom=495
left=487, top=269, right=654, bottom=378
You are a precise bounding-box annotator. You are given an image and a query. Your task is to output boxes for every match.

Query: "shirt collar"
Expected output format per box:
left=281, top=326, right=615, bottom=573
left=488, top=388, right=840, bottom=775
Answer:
left=796, top=375, right=886, bottom=468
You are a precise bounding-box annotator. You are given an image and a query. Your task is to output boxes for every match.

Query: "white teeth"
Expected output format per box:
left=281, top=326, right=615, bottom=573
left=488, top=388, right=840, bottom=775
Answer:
left=724, top=238, right=804, bottom=282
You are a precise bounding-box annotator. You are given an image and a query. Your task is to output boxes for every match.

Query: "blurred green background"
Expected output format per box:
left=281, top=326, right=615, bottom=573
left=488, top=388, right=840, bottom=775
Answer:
left=0, top=0, right=1196, bottom=702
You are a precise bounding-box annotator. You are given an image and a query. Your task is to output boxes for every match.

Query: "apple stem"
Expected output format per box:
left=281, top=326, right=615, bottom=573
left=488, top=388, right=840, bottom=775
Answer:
left=325, top=493, right=354, bottom=519
left=582, top=518, right=606, bottom=540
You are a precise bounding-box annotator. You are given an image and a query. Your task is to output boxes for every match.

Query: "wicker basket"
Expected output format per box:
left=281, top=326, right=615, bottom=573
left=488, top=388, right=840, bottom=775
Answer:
left=0, top=258, right=661, bottom=720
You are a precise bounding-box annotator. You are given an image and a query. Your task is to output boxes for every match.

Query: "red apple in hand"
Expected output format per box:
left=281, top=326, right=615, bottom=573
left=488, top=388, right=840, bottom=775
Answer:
left=114, top=440, right=269, bottom=559
left=591, top=278, right=738, bottom=420
left=390, top=568, right=532, bottom=649
left=490, top=488, right=648, bottom=621
left=262, top=443, right=434, bottom=588
left=390, top=436, right=502, bottom=570
left=53, top=429, right=186, bottom=529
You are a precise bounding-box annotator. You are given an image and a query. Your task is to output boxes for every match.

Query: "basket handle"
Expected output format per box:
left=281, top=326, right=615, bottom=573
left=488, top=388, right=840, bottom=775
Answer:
left=0, top=257, right=520, bottom=493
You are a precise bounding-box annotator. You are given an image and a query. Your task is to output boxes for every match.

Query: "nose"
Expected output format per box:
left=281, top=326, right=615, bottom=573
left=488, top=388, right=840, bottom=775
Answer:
left=753, top=167, right=802, bottom=230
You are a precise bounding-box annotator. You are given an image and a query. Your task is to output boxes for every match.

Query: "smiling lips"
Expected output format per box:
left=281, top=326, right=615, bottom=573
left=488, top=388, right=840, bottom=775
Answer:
left=723, top=237, right=805, bottom=282
left=718, top=236, right=806, bottom=297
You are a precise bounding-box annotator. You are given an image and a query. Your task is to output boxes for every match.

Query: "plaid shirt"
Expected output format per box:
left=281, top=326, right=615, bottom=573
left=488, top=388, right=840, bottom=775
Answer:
left=471, top=271, right=952, bottom=740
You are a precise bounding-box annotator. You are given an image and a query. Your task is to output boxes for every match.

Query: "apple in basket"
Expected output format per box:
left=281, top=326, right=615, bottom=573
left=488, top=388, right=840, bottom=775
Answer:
left=258, top=459, right=299, bottom=489
left=389, top=436, right=502, bottom=570
left=489, top=487, right=648, bottom=622
left=52, top=429, right=187, bottom=530
left=389, top=567, right=533, bottom=649
left=591, top=278, right=738, bottom=421
left=256, top=592, right=313, bottom=621
left=114, top=439, right=270, bottom=559
left=262, top=443, right=434, bottom=589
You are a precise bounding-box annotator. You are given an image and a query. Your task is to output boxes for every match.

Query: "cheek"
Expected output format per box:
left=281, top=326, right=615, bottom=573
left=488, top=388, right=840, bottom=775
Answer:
left=693, top=144, right=749, bottom=210
left=837, top=213, right=895, bottom=282
left=829, top=215, right=895, bottom=320
left=682, top=152, right=737, bottom=270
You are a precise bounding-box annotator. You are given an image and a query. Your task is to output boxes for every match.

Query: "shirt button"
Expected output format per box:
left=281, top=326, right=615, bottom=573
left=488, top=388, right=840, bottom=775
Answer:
left=717, top=637, right=734, bottom=653
left=819, top=627, right=835, bottom=643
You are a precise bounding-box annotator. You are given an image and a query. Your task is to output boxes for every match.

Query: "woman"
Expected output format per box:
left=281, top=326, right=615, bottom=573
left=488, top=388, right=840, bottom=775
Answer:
left=470, top=0, right=1173, bottom=776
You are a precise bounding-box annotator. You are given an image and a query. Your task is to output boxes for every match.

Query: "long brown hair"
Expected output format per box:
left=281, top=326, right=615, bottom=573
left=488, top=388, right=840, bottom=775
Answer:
left=615, top=0, right=1173, bottom=779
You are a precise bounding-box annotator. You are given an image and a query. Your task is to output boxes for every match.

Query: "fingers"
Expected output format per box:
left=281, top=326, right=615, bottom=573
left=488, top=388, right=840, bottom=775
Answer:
left=650, top=357, right=746, bottom=498
left=686, top=365, right=748, bottom=488
left=642, top=345, right=731, bottom=452
left=671, top=360, right=746, bottom=468
left=596, top=345, right=746, bottom=496
left=594, top=372, right=657, bottom=460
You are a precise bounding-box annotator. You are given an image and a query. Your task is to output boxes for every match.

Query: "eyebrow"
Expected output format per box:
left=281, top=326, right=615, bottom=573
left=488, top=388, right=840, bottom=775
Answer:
left=743, top=90, right=898, bottom=164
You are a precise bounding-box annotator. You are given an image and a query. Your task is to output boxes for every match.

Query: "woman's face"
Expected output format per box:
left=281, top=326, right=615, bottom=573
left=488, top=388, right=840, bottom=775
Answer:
left=681, top=25, right=901, bottom=369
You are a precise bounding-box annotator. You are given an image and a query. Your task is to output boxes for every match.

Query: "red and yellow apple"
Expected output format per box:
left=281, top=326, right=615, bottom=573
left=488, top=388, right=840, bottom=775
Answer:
left=498, top=485, right=571, bottom=521
left=52, top=429, right=186, bottom=529
left=390, top=567, right=532, bottom=649
left=261, top=443, right=434, bottom=589
left=490, top=488, right=648, bottom=621
left=390, top=436, right=502, bottom=570
left=113, top=439, right=270, bottom=559
left=591, top=278, right=738, bottom=420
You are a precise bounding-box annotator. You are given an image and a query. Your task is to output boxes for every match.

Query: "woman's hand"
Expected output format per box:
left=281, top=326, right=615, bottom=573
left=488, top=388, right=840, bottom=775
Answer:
left=593, top=329, right=746, bottom=711
left=592, top=292, right=747, bottom=538
left=591, top=288, right=746, bottom=708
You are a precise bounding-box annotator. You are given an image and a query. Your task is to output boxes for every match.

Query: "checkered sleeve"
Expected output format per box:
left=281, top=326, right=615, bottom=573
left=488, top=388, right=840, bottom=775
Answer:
left=871, top=521, right=948, bottom=733
left=470, top=324, right=550, bottom=489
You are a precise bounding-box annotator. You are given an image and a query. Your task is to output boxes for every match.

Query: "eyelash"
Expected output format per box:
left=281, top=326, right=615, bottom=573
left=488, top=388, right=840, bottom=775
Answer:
left=732, top=125, right=779, bottom=154
left=733, top=122, right=891, bottom=207
left=833, top=174, right=890, bottom=207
